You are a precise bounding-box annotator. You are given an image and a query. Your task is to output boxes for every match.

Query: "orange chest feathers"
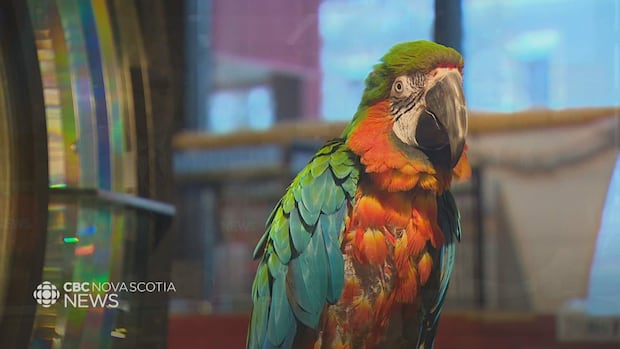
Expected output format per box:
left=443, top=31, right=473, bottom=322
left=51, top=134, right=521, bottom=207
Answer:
left=342, top=184, right=441, bottom=305
left=322, top=186, right=443, bottom=347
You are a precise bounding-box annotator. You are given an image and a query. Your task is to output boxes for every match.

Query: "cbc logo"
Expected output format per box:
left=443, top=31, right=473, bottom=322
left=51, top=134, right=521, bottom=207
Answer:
left=33, top=281, right=61, bottom=307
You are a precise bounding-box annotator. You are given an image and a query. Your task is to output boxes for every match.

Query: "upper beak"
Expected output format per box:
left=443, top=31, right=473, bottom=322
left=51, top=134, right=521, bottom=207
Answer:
left=415, top=70, right=467, bottom=168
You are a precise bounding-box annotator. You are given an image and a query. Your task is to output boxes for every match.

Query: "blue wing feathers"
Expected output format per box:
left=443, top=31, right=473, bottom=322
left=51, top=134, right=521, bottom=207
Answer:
left=321, top=209, right=346, bottom=303
left=247, top=139, right=360, bottom=349
left=267, top=275, right=296, bottom=346
left=288, top=209, right=310, bottom=254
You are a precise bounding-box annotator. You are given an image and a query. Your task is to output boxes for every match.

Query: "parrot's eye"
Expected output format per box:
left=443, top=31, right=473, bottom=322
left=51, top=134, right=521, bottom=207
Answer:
left=391, top=77, right=408, bottom=97
left=394, top=81, right=403, bottom=92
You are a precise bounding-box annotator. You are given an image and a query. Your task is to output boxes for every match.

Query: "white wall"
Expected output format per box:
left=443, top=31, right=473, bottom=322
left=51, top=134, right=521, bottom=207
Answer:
left=471, top=118, right=619, bottom=313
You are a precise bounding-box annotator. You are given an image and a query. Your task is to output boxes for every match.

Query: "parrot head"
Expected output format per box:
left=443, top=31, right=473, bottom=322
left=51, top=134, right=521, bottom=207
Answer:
left=344, top=41, right=467, bottom=172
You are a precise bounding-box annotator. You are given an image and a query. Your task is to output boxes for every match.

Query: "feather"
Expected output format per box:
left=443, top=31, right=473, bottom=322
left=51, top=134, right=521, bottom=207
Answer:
left=267, top=275, right=296, bottom=346
left=265, top=198, right=282, bottom=227
left=249, top=297, right=269, bottom=348
left=320, top=174, right=342, bottom=214
left=254, top=262, right=270, bottom=297
left=281, top=192, right=296, bottom=214
left=288, top=256, right=322, bottom=327
left=289, top=208, right=311, bottom=253
left=310, top=154, right=330, bottom=177
left=247, top=139, right=361, bottom=349
left=248, top=262, right=270, bottom=349
left=300, top=170, right=329, bottom=224
left=267, top=251, right=286, bottom=277
left=270, top=211, right=292, bottom=263
left=315, top=141, right=337, bottom=156
left=331, top=161, right=353, bottom=179
left=252, top=233, right=269, bottom=259
left=359, top=228, right=389, bottom=265
left=310, top=223, right=329, bottom=300
left=287, top=221, right=328, bottom=327
left=321, top=209, right=346, bottom=303
left=329, top=148, right=350, bottom=166
left=341, top=173, right=358, bottom=198
left=418, top=252, right=433, bottom=285
left=415, top=190, right=461, bottom=349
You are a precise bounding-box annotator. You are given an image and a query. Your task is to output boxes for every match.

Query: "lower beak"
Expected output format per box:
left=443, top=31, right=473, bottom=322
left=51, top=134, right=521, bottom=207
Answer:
left=415, top=71, right=467, bottom=168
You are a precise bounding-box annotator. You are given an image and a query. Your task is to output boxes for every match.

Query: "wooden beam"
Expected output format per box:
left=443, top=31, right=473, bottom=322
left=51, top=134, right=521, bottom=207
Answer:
left=471, top=107, right=619, bottom=134
left=175, top=166, right=286, bottom=185
left=174, top=121, right=345, bottom=150
left=173, top=107, right=620, bottom=150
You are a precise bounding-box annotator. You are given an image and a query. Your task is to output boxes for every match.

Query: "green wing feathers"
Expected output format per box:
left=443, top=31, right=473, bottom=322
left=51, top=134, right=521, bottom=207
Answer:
left=247, top=139, right=361, bottom=349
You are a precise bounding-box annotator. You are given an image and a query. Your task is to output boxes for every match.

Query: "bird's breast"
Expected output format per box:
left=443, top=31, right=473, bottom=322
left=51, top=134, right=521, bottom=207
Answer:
left=315, top=186, right=443, bottom=348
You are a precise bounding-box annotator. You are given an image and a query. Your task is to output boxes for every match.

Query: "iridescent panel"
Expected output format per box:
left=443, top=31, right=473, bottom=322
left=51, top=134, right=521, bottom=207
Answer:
left=91, top=0, right=126, bottom=193
left=29, top=0, right=81, bottom=188
left=28, top=0, right=132, bottom=192
left=56, top=0, right=99, bottom=188
left=75, top=0, right=111, bottom=190
left=31, top=200, right=134, bottom=349
left=26, top=0, right=139, bottom=347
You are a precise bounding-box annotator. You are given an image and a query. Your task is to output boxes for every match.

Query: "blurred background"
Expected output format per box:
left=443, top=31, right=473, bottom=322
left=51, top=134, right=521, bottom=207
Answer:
left=0, top=0, right=619, bottom=348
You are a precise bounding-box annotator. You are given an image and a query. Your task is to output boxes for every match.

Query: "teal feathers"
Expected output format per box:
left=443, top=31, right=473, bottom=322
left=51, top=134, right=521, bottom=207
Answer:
left=247, top=139, right=360, bottom=349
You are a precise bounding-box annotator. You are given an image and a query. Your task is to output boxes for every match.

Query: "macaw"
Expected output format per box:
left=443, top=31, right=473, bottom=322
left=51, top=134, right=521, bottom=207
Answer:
left=247, top=40, right=471, bottom=349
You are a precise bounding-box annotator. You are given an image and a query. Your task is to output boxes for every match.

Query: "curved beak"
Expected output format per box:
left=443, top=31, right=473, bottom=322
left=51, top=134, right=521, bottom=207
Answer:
left=415, top=70, right=467, bottom=168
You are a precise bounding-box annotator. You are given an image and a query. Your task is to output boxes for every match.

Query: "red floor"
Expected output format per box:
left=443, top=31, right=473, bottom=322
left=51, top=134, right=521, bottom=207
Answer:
left=168, top=312, right=618, bottom=349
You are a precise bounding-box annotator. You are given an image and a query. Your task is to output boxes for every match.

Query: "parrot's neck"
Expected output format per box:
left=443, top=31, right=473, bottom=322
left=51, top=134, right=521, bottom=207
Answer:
left=347, top=101, right=467, bottom=193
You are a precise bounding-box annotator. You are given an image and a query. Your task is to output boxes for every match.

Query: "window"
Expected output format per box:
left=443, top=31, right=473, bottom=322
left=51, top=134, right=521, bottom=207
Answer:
left=209, top=85, right=274, bottom=133
left=319, top=0, right=435, bottom=120
left=463, top=0, right=620, bottom=111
